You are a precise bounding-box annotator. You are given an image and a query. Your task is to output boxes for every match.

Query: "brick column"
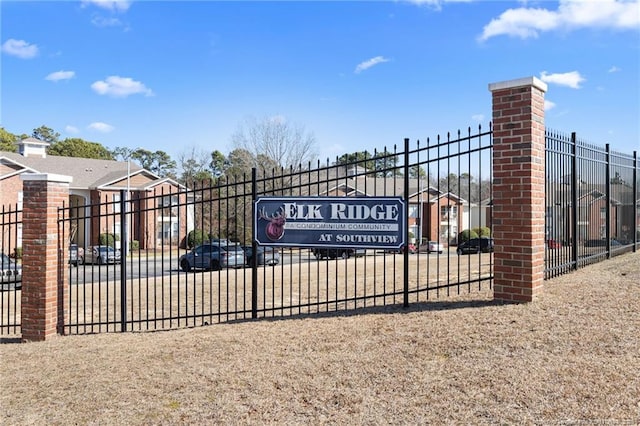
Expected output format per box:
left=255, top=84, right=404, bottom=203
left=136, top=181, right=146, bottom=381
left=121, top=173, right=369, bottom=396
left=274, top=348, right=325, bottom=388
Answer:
left=489, top=77, right=547, bottom=302
left=20, top=173, right=72, bottom=341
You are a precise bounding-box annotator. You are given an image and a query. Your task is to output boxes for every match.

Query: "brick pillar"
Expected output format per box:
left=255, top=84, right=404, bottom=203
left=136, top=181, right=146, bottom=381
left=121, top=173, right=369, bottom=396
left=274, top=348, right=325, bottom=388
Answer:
left=20, top=173, right=72, bottom=341
left=489, top=77, right=547, bottom=302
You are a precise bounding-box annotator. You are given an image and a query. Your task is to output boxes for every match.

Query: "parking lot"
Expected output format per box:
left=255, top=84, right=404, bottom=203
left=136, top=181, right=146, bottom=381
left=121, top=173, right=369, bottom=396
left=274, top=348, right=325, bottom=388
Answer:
left=65, top=248, right=473, bottom=283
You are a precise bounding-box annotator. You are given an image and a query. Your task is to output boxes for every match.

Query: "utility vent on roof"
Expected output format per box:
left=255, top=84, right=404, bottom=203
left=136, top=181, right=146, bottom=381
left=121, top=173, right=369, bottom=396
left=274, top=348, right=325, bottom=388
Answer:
left=17, top=137, right=50, bottom=158
left=347, top=166, right=368, bottom=177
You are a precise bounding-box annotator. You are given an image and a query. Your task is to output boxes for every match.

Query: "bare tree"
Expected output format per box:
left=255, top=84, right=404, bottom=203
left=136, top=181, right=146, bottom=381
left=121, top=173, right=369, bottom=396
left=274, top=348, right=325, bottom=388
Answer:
left=177, top=147, right=214, bottom=185
left=231, top=116, right=317, bottom=171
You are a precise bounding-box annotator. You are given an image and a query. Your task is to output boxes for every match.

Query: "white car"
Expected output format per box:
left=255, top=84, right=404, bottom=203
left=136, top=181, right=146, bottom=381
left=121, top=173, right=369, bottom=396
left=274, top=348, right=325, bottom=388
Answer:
left=1, top=253, right=22, bottom=290
left=422, top=241, right=444, bottom=254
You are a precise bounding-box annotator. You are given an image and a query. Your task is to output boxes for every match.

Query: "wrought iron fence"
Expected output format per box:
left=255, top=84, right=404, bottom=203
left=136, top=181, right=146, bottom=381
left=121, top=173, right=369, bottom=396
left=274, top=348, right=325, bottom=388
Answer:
left=4, top=125, right=636, bottom=336
left=0, top=204, right=21, bottom=335
left=55, top=130, right=493, bottom=334
left=545, top=130, right=639, bottom=279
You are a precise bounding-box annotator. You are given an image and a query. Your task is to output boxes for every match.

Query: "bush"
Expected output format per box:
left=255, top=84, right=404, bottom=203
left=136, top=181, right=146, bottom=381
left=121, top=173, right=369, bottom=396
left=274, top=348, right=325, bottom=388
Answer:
left=458, top=229, right=478, bottom=243
left=473, top=227, right=491, bottom=238
left=187, top=229, right=208, bottom=248
left=130, top=240, right=140, bottom=251
left=13, top=247, right=22, bottom=259
left=99, top=233, right=117, bottom=247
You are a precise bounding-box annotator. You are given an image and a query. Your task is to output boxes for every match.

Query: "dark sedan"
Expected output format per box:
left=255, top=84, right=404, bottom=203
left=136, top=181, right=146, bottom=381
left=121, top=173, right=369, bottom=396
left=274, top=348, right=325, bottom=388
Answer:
left=456, top=238, right=494, bottom=255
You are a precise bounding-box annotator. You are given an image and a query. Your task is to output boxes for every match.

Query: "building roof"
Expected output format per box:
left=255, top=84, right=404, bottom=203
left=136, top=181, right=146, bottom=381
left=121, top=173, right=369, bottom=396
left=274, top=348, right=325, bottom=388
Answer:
left=0, top=150, right=148, bottom=190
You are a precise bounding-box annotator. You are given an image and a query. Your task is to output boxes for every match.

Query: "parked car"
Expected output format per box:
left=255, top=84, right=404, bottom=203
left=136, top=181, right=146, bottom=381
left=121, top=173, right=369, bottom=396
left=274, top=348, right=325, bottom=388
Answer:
left=84, top=245, right=121, bottom=265
left=1, top=253, right=22, bottom=290
left=421, top=241, right=444, bottom=254
left=241, top=246, right=280, bottom=266
left=546, top=239, right=562, bottom=249
left=69, top=244, right=85, bottom=266
left=180, top=242, right=247, bottom=272
left=456, top=238, right=494, bottom=255
left=581, top=239, right=622, bottom=256
left=311, top=247, right=356, bottom=260
left=386, top=243, right=417, bottom=254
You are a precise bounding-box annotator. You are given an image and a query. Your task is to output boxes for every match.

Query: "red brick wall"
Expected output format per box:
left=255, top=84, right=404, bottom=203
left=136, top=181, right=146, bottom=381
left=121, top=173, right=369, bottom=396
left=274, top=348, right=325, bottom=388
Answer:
left=1, top=175, right=23, bottom=256
left=20, top=174, right=71, bottom=341
left=490, top=77, right=547, bottom=302
left=0, top=174, right=23, bottom=207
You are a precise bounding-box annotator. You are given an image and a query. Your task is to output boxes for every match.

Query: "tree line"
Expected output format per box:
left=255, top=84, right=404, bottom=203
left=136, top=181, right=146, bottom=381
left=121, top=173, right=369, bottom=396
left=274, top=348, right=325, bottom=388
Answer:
left=0, top=118, right=319, bottom=185
left=1, top=123, right=491, bottom=202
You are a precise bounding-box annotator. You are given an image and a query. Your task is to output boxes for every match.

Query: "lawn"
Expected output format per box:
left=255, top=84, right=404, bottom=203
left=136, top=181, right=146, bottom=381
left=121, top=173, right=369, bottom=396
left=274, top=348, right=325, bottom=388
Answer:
left=1, top=251, right=638, bottom=424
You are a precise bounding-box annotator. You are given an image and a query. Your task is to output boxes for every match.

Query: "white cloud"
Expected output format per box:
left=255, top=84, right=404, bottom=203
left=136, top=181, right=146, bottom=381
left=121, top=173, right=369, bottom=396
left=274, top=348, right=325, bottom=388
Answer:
left=91, top=16, right=123, bottom=27
left=91, top=76, right=154, bottom=97
left=1, top=39, right=39, bottom=59
left=65, top=125, right=80, bottom=134
left=540, top=71, right=586, bottom=89
left=544, top=100, right=556, bottom=111
left=608, top=66, right=621, bottom=73
left=82, top=0, right=131, bottom=12
left=88, top=122, right=115, bottom=133
left=45, top=70, right=75, bottom=82
left=406, top=0, right=472, bottom=9
left=355, top=56, right=390, bottom=74
left=471, top=114, right=484, bottom=123
left=479, top=0, right=640, bottom=41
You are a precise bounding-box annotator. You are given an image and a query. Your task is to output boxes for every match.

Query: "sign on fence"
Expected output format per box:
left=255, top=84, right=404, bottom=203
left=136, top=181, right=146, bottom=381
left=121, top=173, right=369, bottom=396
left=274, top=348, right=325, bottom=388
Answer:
left=254, top=196, right=406, bottom=249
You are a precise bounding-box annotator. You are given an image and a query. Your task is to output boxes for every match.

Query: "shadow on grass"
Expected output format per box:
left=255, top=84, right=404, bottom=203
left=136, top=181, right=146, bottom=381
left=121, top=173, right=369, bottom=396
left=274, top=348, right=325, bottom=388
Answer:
left=0, top=297, right=506, bottom=342
left=222, top=296, right=506, bottom=326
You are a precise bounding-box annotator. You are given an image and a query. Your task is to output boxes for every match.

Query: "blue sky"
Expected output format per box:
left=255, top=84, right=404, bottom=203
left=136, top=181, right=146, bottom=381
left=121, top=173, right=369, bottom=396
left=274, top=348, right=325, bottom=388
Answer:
left=1, top=0, right=639, bottom=167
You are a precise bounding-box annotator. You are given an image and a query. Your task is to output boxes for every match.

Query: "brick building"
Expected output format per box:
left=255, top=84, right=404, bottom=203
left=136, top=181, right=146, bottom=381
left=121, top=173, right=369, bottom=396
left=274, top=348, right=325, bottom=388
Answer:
left=0, top=137, right=193, bottom=252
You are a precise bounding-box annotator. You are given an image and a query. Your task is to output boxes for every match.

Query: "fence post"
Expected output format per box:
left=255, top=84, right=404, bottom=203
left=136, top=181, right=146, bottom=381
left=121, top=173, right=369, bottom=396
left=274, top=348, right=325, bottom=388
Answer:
left=571, top=132, right=579, bottom=269
left=489, top=77, right=547, bottom=302
left=634, top=151, right=638, bottom=253
left=251, top=167, right=258, bottom=319
left=20, top=173, right=72, bottom=341
left=403, top=137, right=410, bottom=308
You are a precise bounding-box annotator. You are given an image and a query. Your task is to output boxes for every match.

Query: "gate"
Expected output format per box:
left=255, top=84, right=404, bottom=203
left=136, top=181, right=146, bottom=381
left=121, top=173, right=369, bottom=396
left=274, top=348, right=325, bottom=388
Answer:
left=57, top=131, right=494, bottom=334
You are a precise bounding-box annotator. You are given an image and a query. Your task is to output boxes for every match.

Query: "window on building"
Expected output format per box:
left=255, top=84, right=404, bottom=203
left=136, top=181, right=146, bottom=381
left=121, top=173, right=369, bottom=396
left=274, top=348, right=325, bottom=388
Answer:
left=408, top=205, right=419, bottom=218
left=162, top=195, right=179, bottom=207
left=440, top=205, right=458, bottom=219
left=158, top=221, right=179, bottom=241
left=113, top=193, right=120, bottom=213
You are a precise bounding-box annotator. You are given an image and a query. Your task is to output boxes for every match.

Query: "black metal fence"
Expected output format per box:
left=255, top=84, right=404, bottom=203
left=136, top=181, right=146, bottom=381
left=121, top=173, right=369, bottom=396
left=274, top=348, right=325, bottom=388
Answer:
left=54, top=130, right=493, bottom=335
left=545, top=130, right=639, bottom=279
left=3, top=126, right=638, bottom=336
left=0, top=204, right=21, bottom=335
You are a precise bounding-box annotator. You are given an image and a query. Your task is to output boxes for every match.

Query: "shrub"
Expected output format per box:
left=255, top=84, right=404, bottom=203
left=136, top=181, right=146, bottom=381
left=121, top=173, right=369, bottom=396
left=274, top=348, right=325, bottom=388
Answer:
left=458, top=229, right=478, bottom=243
left=187, top=229, right=208, bottom=248
left=13, top=247, right=22, bottom=259
left=99, top=233, right=117, bottom=247
left=473, top=227, right=491, bottom=238
left=130, top=240, right=140, bottom=251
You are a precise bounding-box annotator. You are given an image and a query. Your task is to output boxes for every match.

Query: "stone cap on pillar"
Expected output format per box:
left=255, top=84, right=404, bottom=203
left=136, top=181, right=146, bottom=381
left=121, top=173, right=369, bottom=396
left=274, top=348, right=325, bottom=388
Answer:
left=488, top=76, right=548, bottom=93
left=20, top=173, right=73, bottom=184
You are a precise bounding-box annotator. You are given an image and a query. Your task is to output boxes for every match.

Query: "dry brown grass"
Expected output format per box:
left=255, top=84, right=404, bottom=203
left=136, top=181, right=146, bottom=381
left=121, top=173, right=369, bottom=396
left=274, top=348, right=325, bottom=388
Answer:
left=1, top=252, right=639, bottom=425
